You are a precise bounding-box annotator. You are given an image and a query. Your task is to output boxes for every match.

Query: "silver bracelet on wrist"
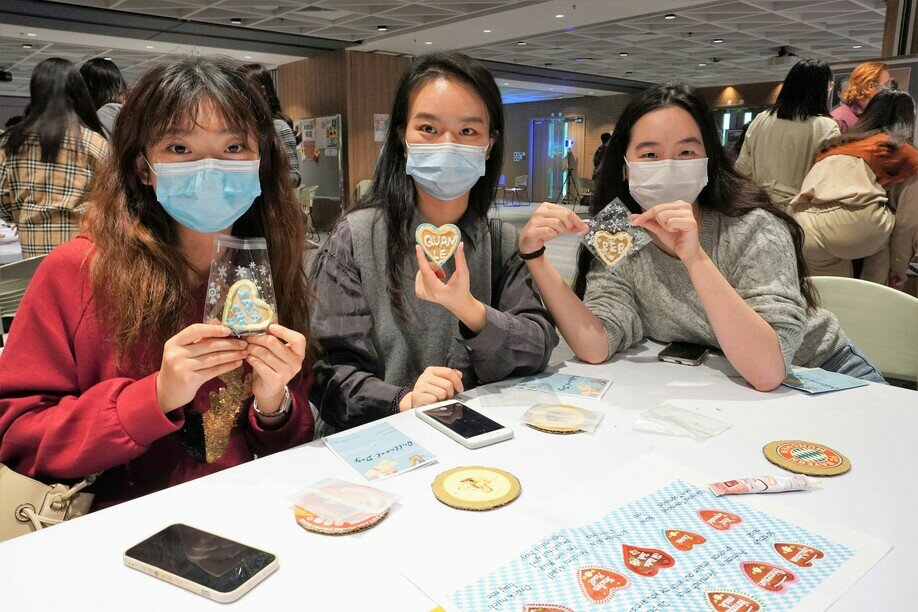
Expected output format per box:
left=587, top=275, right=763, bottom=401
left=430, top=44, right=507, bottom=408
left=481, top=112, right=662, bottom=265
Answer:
left=253, top=386, right=291, bottom=418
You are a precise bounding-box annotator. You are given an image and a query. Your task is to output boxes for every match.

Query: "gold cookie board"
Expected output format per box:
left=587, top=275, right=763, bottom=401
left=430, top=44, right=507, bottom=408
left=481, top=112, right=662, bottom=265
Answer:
left=762, top=440, right=851, bottom=477
left=432, top=466, right=521, bottom=511
left=523, top=404, right=588, bottom=434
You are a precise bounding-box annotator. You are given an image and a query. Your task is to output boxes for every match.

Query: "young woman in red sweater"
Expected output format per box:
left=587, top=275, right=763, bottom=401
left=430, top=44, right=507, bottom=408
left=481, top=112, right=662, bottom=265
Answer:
left=0, top=55, right=315, bottom=508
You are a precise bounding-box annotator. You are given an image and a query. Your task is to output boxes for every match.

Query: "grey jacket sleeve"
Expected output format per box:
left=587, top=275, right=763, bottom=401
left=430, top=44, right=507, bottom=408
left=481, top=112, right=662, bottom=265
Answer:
left=307, top=221, right=401, bottom=429
left=96, top=103, right=121, bottom=140
left=459, top=251, right=558, bottom=383
left=582, top=257, right=643, bottom=359
left=274, top=119, right=301, bottom=187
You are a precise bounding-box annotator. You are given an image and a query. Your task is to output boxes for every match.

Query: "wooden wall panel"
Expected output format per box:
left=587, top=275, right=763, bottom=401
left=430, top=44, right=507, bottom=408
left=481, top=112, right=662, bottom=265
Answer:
left=277, top=51, right=347, bottom=120
left=884, top=0, right=901, bottom=57
left=344, top=51, right=411, bottom=205
left=279, top=50, right=409, bottom=214
left=278, top=51, right=348, bottom=224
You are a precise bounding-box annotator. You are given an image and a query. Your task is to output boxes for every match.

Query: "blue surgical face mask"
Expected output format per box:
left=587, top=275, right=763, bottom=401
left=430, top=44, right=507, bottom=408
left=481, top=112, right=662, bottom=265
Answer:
left=147, top=157, right=262, bottom=233
left=405, top=142, right=488, bottom=201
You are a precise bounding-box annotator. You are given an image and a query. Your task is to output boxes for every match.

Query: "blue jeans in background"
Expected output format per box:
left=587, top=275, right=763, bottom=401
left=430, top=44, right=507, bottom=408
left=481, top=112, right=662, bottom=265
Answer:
left=819, top=340, right=887, bottom=384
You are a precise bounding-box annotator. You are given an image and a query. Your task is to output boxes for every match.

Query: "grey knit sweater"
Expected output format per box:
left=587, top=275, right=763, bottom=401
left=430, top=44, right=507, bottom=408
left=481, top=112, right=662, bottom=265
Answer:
left=309, top=207, right=558, bottom=429
left=583, top=207, right=847, bottom=368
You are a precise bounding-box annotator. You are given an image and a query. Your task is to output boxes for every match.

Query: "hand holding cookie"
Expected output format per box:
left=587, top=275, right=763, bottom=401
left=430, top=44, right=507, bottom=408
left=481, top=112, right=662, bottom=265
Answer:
left=519, top=202, right=589, bottom=255
left=156, top=324, right=249, bottom=413
left=414, top=242, right=486, bottom=331
left=630, top=201, right=702, bottom=262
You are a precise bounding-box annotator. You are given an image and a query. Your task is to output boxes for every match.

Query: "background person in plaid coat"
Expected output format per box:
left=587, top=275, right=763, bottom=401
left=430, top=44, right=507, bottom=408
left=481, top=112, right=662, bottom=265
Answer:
left=0, top=57, right=108, bottom=257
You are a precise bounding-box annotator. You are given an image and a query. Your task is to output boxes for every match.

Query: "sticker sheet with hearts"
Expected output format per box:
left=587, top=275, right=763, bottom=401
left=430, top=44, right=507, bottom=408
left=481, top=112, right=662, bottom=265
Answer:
left=582, top=198, right=651, bottom=269
left=446, top=480, right=853, bottom=611
left=203, top=235, right=278, bottom=336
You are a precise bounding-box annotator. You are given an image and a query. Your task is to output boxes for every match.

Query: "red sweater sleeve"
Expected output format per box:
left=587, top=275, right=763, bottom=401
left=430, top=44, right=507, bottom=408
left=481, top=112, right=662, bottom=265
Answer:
left=244, top=365, right=316, bottom=455
left=0, top=239, right=184, bottom=481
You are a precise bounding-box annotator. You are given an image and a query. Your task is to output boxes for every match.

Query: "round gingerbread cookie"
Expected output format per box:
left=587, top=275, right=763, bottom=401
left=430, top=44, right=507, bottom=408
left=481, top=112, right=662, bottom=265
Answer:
left=432, top=466, right=521, bottom=511
left=526, top=404, right=587, bottom=434
left=762, top=440, right=850, bottom=477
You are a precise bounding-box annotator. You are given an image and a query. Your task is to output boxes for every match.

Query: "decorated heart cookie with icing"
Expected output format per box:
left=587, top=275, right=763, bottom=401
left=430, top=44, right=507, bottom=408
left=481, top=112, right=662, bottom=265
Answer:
left=576, top=566, right=630, bottom=604
left=740, top=561, right=796, bottom=593
left=622, top=544, right=676, bottom=577
left=416, top=223, right=461, bottom=267
left=774, top=542, right=824, bottom=568
left=221, top=279, right=274, bottom=334
left=706, top=591, right=761, bottom=611
left=698, top=509, right=742, bottom=531
left=664, top=529, right=707, bottom=552
left=593, top=230, right=633, bottom=267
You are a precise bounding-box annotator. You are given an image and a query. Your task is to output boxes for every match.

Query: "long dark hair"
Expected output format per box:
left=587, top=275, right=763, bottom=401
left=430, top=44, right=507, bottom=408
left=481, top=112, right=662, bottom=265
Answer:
left=79, top=58, right=128, bottom=110
left=83, top=55, right=314, bottom=367
left=2, top=57, right=104, bottom=162
left=822, top=88, right=916, bottom=151
left=239, top=64, right=292, bottom=127
left=769, top=58, right=832, bottom=121
left=348, top=51, right=504, bottom=319
left=579, top=82, right=816, bottom=309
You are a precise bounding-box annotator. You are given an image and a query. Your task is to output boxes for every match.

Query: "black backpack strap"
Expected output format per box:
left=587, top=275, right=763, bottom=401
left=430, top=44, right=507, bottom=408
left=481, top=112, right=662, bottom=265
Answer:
left=489, top=217, right=519, bottom=308
left=490, top=217, right=502, bottom=307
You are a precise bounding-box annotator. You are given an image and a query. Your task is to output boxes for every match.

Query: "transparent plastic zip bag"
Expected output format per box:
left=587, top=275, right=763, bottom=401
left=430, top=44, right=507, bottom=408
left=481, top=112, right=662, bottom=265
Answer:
left=521, top=403, right=604, bottom=434
left=203, top=235, right=278, bottom=337
left=290, top=478, right=401, bottom=532
left=632, top=403, right=730, bottom=442
left=582, top=198, right=651, bottom=269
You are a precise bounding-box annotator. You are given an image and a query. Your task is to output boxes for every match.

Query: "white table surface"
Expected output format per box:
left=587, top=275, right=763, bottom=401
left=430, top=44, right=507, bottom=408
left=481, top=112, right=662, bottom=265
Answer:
left=0, top=341, right=913, bottom=611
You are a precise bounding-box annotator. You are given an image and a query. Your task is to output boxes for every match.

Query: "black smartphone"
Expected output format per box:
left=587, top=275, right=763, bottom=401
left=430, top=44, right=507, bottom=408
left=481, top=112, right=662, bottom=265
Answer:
left=123, top=524, right=278, bottom=603
left=658, top=341, right=710, bottom=366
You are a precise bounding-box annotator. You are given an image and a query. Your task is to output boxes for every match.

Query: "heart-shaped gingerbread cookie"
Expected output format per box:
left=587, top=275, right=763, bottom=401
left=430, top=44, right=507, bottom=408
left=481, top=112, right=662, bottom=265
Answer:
left=740, top=561, right=796, bottom=593
left=222, top=279, right=274, bottom=334
left=698, top=509, right=743, bottom=531
left=593, top=230, right=633, bottom=267
left=664, top=529, right=706, bottom=552
left=774, top=542, right=824, bottom=568
left=622, top=544, right=676, bottom=577
left=576, top=566, right=630, bottom=604
left=416, top=223, right=461, bottom=267
left=707, top=591, right=761, bottom=612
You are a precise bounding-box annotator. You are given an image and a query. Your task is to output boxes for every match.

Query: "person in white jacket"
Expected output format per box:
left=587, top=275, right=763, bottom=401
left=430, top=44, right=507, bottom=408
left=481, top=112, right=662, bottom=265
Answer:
left=736, top=58, right=839, bottom=211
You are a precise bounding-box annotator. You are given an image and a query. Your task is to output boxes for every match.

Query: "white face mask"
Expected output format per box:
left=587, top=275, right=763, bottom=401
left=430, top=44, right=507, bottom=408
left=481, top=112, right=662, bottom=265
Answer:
left=625, top=157, right=709, bottom=210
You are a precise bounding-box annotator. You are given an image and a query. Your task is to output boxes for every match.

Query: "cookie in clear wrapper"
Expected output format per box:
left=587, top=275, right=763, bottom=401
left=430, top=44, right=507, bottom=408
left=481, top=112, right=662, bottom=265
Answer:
left=203, top=235, right=278, bottom=336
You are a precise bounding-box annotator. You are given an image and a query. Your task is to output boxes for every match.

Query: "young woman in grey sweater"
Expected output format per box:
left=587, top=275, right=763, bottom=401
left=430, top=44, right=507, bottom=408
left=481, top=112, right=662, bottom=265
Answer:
left=309, top=53, right=557, bottom=430
left=519, top=83, right=884, bottom=391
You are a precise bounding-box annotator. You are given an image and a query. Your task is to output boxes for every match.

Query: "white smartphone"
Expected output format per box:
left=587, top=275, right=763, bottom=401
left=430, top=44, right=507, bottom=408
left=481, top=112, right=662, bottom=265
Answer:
left=416, top=401, right=514, bottom=449
left=124, top=524, right=278, bottom=603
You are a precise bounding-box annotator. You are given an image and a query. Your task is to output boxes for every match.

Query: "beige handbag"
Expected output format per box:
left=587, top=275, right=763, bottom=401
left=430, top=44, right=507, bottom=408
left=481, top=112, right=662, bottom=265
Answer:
left=0, top=463, right=96, bottom=543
